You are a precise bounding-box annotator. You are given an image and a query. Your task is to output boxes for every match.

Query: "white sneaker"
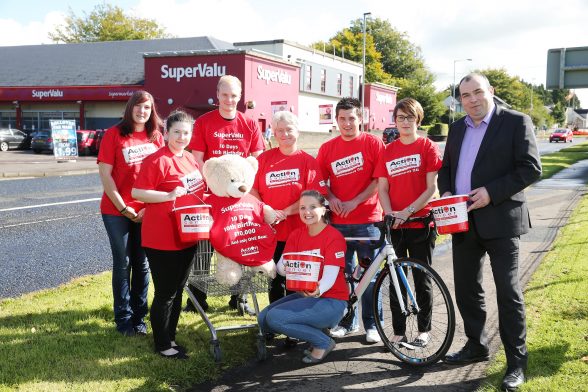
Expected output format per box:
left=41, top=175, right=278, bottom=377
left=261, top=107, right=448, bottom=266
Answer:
left=329, top=326, right=359, bottom=338
left=365, top=329, right=382, bottom=343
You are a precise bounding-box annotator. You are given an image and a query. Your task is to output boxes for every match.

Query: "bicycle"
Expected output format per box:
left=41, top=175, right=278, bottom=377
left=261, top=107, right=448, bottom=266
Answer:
left=341, top=214, right=455, bottom=366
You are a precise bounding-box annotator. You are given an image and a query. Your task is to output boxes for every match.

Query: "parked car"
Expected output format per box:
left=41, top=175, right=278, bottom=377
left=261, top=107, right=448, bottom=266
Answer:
left=572, top=127, right=588, bottom=136
left=76, top=130, right=98, bottom=155
left=382, top=127, right=400, bottom=144
left=93, top=129, right=106, bottom=154
left=549, top=128, right=573, bottom=143
left=31, top=131, right=53, bottom=154
left=0, top=128, right=29, bottom=151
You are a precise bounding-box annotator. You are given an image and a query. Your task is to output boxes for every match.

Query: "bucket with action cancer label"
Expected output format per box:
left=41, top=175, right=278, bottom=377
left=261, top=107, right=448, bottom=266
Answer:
left=429, top=195, right=469, bottom=235
left=173, top=204, right=212, bottom=242
left=283, top=252, right=323, bottom=292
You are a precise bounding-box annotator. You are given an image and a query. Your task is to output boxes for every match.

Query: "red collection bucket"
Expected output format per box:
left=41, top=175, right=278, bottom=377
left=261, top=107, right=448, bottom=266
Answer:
left=173, top=204, right=212, bottom=242
left=283, top=252, right=323, bottom=292
left=429, top=195, right=469, bottom=235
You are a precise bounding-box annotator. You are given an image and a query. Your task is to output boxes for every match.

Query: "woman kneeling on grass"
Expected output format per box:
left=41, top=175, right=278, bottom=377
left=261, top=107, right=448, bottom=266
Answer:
left=257, top=190, right=349, bottom=363
left=132, top=110, right=205, bottom=359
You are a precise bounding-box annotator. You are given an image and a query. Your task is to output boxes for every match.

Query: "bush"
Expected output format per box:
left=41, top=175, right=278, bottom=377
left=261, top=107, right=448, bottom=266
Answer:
left=428, top=123, right=448, bottom=136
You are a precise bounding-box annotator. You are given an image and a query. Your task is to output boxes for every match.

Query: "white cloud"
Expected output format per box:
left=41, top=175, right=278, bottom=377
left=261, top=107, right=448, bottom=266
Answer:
left=0, top=11, right=64, bottom=47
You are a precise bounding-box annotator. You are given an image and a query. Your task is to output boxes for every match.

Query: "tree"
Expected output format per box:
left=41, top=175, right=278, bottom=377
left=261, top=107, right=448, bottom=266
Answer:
left=49, top=4, right=169, bottom=43
left=312, top=18, right=444, bottom=125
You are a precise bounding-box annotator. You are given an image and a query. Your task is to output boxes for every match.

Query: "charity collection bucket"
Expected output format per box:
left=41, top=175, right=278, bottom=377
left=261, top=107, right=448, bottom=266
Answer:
left=283, top=252, right=323, bottom=292
left=172, top=204, right=212, bottom=242
left=429, top=195, right=469, bottom=235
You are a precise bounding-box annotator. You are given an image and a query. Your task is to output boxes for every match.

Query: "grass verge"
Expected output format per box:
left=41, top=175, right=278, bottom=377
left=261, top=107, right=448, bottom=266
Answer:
left=540, top=141, right=588, bottom=179
left=477, top=194, right=588, bottom=391
left=0, top=276, right=268, bottom=391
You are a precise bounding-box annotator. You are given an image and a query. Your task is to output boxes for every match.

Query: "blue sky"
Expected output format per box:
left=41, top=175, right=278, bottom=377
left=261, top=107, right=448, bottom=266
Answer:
left=1, top=0, right=587, bottom=103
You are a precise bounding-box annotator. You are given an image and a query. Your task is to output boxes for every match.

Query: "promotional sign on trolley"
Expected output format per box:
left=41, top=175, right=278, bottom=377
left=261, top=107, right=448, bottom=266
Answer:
left=50, top=120, right=78, bottom=161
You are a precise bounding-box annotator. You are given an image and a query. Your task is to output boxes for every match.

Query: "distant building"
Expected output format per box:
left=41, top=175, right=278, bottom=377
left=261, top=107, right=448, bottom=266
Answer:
left=566, top=107, right=587, bottom=129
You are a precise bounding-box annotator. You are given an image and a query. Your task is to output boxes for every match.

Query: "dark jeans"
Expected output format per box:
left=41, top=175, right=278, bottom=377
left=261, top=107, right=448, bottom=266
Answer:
left=268, top=241, right=294, bottom=303
left=145, top=246, right=196, bottom=351
left=102, top=214, right=149, bottom=333
left=389, top=227, right=437, bottom=335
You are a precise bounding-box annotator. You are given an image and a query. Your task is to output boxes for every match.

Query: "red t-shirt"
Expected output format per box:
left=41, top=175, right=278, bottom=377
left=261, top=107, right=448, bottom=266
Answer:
left=133, top=147, right=205, bottom=250
left=188, top=110, right=265, bottom=162
left=253, top=149, right=327, bottom=241
left=374, top=137, right=442, bottom=229
left=206, top=193, right=276, bottom=266
left=97, top=125, right=164, bottom=215
left=283, top=225, right=348, bottom=300
left=316, top=132, right=384, bottom=224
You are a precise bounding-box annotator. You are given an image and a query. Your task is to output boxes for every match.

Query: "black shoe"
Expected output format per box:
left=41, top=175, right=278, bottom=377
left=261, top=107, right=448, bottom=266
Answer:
left=283, top=337, right=300, bottom=348
left=444, top=343, right=489, bottom=365
left=133, top=324, right=147, bottom=336
left=171, top=344, right=187, bottom=354
left=229, top=295, right=256, bottom=316
left=501, top=367, right=525, bottom=391
left=159, top=349, right=189, bottom=360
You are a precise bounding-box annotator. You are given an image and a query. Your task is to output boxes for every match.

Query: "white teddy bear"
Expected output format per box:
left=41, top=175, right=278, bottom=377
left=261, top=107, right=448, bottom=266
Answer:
left=202, top=155, right=278, bottom=286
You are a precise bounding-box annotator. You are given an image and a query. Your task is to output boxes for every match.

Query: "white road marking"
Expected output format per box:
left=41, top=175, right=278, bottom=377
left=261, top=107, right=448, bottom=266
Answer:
left=0, top=213, right=101, bottom=229
left=0, top=198, right=101, bottom=212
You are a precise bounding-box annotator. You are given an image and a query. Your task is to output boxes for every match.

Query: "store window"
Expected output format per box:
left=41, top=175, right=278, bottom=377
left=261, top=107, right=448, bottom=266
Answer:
left=320, top=69, right=326, bottom=93
left=337, top=73, right=342, bottom=95
left=305, top=64, right=312, bottom=90
left=22, top=111, right=80, bottom=132
left=0, top=112, right=16, bottom=129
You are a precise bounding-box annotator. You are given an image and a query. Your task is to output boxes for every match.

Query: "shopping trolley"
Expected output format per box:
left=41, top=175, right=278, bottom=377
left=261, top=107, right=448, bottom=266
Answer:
left=184, top=240, right=270, bottom=362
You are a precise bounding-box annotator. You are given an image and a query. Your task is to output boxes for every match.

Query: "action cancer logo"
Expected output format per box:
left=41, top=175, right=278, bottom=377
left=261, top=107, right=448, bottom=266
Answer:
left=241, top=245, right=259, bottom=257
left=266, top=169, right=300, bottom=187
left=335, top=251, right=345, bottom=259
left=386, top=154, right=421, bottom=177
left=331, top=152, right=364, bottom=176
left=122, top=143, right=158, bottom=164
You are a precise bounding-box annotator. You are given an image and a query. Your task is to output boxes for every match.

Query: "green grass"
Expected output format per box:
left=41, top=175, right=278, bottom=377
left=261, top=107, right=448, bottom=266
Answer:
left=540, top=141, right=588, bottom=179
left=0, top=274, right=267, bottom=391
left=477, top=194, right=588, bottom=391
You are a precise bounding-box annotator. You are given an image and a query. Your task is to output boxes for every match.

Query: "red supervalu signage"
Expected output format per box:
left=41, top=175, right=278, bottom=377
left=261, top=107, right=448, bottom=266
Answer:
left=0, top=85, right=143, bottom=102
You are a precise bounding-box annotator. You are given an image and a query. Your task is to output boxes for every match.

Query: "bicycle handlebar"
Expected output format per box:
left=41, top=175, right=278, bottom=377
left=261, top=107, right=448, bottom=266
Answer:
left=350, top=214, right=432, bottom=250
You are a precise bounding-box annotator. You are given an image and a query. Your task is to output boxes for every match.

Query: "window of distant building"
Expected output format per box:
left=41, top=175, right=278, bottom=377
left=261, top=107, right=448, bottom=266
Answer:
left=305, top=64, right=312, bottom=90
left=320, top=69, right=326, bottom=93
left=349, top=76, right=354, bottom=96
left=337, top=73, right=342, bottom=95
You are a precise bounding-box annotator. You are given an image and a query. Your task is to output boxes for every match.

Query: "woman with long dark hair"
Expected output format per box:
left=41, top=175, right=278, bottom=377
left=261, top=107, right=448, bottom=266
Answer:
left=98, top=90, right=164, bottom=336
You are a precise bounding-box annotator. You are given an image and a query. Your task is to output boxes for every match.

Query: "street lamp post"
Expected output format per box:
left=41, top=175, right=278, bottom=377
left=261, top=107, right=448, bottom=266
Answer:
left=451, top=58, right=472, bottom=124
left=361, top=12, right=371, bottom=132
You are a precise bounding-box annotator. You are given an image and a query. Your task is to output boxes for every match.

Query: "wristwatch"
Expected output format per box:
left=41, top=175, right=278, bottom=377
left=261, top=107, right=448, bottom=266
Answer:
left=407, top=205, right=416, bottom=215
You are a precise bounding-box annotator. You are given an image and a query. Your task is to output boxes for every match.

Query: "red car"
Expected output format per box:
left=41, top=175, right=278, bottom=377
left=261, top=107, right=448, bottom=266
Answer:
left=549, top=129, right=573, bottom=143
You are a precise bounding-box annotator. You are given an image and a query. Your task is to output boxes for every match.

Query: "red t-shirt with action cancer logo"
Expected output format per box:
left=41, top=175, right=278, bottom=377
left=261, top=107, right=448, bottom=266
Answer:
left=253, top=149, right=327, bottom=241
left=133, top=146, right=205, bottom=250
left=206, top=193, right=276, bottom=266
left=374, top=137, right=442, bottom=229
left=188, top=110, right=265, bottom=162
left=283, top=225, right=348, bottom=300
left=97, top=125, right=164, bottom=215
left=316, top=132, right=384, bottom=224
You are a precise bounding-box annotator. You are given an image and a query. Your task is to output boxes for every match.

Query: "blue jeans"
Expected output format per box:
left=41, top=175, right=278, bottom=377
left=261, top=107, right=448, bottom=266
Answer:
left=102, top=214, right=149, bottom=332
left=332, top=223, right=383, bottom=331
left=258, top=293, right=346, bottom=349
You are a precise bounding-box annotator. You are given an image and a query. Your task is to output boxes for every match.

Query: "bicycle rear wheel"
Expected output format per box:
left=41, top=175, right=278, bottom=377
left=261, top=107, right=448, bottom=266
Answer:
left=373, top=257, right=455, bottom=366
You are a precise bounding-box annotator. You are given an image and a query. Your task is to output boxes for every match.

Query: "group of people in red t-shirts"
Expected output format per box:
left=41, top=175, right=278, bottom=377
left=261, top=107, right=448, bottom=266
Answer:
left=98, top=76, right=441, bottom=363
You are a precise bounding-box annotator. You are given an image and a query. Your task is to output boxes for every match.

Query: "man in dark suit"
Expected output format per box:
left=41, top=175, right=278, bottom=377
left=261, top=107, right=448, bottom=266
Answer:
left=438, top=73, right=541, bottom=391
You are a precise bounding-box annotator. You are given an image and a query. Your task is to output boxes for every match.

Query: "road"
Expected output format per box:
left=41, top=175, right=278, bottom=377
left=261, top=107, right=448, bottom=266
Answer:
left=0, top=137, right=576, bottom=300
left=0, top=174, right=109, bottom=299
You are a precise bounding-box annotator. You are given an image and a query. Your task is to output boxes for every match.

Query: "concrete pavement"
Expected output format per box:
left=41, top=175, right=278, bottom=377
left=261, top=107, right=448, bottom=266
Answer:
left=1, top=149, right=586, bottom=391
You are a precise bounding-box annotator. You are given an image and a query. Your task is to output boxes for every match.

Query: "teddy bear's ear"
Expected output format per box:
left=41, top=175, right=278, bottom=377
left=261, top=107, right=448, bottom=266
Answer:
left=245, top=156, right=258, bottom=172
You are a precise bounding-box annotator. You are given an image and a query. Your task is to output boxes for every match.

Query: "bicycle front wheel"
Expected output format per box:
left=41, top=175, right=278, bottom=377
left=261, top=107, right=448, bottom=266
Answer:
left=373, top=257, right=455, bottom=366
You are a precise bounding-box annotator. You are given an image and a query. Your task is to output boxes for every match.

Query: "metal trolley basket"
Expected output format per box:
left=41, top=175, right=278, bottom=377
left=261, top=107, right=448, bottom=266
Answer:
left=184, top=240, right=270, bottom=362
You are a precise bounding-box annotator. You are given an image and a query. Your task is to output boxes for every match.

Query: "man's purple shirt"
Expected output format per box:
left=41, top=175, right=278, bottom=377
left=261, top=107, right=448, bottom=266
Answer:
left=455, top=105, right=496, bottom=195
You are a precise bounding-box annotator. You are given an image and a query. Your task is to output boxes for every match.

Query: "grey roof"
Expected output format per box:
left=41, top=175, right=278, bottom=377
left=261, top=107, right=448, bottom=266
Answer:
left=0, top=36, right=235, bottom=87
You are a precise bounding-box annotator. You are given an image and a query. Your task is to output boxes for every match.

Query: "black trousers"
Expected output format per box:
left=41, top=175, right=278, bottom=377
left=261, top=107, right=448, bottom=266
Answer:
left=145, top=246, right=195, bottom=352
left=268, top=241, right=294, bottom=303
left=452, top=219, right=528, bottom=369
left=389, top=227, right=436, bottom=335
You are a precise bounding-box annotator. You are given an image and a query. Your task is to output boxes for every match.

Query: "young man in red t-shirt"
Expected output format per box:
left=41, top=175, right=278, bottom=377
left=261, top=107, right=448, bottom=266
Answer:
left=186, top=75, right=265, bottom=315
left=375, top=98, right=442, bottom=348
left=316, top=97, right=385, bottom=344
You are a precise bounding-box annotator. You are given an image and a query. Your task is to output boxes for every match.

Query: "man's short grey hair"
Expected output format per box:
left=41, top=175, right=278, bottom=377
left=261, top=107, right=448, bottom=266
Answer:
left=272, top=111, right=298, bottom=129
left=459, top=72, right=491, bottom=89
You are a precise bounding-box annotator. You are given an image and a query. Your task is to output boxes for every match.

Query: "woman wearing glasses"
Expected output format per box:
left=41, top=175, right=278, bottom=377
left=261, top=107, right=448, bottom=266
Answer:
left=374, top=98, right=442, bottom=348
